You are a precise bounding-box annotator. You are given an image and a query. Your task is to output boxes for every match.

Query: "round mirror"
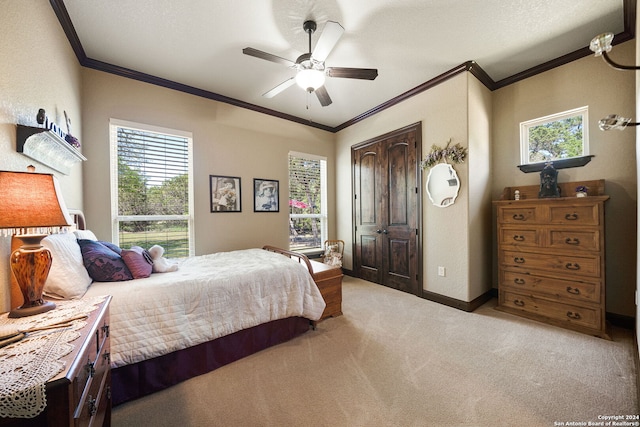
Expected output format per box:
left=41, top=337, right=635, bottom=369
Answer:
left=426, top=163, right=460, bottom=208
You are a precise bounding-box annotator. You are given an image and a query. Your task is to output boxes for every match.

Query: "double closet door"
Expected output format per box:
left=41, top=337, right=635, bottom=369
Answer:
left=352, top=123, right=422, bottom=296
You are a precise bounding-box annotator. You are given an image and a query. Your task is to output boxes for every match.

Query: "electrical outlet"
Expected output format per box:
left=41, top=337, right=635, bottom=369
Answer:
left=438, top=266, right=446, bottom=277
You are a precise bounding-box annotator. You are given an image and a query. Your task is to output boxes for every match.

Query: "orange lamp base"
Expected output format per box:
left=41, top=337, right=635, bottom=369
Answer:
left=8, top=235, right=56, bottom=319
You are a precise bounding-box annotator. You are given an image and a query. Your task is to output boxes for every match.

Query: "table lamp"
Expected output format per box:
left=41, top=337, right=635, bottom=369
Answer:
left=0, top=171, right=72, bottom=318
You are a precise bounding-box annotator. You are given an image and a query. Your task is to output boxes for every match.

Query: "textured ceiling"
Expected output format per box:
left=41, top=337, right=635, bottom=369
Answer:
left=60, top=0, right=627, bottom=130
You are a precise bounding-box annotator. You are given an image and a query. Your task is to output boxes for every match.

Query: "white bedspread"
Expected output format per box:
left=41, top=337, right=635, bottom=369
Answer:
left=83, top=248, right=326, bottom=368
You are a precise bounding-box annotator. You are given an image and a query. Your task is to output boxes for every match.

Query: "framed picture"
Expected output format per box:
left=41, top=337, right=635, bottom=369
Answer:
left=210, top=175, right=241, bottom=212
left=253, top=178, right=279, bottom=212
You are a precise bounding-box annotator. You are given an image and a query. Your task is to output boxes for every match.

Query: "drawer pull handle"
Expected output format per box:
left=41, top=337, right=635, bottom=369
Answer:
left=85, top=361, right=95, bottom=378
left=514, top=257, right=525, bottom=264
left=512, top=214, right=525, bottom=221
left=514, top=278, right=525, bottom=285
left=565, top=213, right=579, bottom=221
left=565, top=263, right=580, bottom=270
left=565, top=237, right=580, bottom=245
left=88, top=396, right=97, bottom=416
left=103, top=352, right=111, bottom=364
left=566, top=311, right=582, bottom=320
left=566, top=287, right=581, bottom=295
left=513, top=235, right=525, bottom=242
left=513, top=299, right=525, bottom=307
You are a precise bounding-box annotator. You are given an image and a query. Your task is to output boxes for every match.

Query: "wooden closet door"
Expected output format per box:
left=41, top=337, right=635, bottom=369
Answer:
left=353, top=144, right=383, bottom=284
left=353, top=123, right=421, bottom=296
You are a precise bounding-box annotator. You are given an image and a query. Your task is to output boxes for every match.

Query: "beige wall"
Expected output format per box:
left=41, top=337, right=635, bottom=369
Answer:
left=492, top=40, right=637, bottom=317
left=81, top=69, right=336, bottom=256
left=336, top=73, right=493, bottom=302
left=0, top=1, right=84, bottom=311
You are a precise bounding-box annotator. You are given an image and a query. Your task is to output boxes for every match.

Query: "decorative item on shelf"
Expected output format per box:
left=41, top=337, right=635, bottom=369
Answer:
left=420, top=138, right=468, bottom=170
left=575, top=185, right=589, bottom=197
left=514, top=190, right=520, bottom=200
left=62, top=110, right=80, bottom=149
left=538, top=162, right=560, bottom=198
left=0, top=171, right=72, bottom=318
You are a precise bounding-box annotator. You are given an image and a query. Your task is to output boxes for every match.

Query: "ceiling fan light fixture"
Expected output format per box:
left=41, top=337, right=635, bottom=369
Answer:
left=296, top=68, right=325, bottom=92
left=590, top=32, right=614, bottom=56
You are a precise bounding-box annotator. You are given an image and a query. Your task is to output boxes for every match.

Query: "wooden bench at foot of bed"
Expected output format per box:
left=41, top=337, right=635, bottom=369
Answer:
left=309, top=259, right=343, bottom=321
left=263, top=245, right=343, bottom=322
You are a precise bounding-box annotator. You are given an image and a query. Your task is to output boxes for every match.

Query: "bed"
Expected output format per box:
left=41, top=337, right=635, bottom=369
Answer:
left=19, top=213, right=326, bottom=406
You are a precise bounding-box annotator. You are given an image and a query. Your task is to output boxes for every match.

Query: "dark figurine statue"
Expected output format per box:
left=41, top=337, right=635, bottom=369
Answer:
left=539, top=163, right=560, bottom=198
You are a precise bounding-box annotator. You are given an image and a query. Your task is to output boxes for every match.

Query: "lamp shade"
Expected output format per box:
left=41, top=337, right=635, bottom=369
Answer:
left=0, top=171, right=72, bottom=234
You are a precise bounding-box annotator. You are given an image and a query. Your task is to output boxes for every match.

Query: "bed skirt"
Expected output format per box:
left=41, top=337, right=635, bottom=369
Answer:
left=111, top=316, right=311, bottom=406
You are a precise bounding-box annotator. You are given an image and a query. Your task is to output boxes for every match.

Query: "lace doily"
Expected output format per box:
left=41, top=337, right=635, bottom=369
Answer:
left=0, top=296, right=106, bottom=419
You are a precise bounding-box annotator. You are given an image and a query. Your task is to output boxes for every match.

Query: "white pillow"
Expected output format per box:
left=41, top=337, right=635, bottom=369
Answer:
left=74, top=229, right=98, bottom=241
left=42, top=232, right=93, bottom=299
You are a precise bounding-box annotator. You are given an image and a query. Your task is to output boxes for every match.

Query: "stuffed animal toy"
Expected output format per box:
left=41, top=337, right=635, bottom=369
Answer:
left=324, top=244, right=343, bottom=267
left=148, top=245, right=178, bottom=273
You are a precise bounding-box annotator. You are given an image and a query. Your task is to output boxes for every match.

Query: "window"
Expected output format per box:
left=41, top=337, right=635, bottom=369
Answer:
left=288, top=152, right=327, bottom=252
left=520, top=106, right=589, bottom=165
left=110, top=119, right=194, bottom=258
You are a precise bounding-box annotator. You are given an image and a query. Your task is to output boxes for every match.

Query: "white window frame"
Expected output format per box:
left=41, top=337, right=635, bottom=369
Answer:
left=288, top=151, right=327, bottom=252
left=109, top=118, right=195, bottom=256
left=520, top=106, right=589, bottom=165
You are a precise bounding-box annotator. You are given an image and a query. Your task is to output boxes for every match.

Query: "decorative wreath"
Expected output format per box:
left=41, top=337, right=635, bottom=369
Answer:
left=420, top=139, right=468, bottom=169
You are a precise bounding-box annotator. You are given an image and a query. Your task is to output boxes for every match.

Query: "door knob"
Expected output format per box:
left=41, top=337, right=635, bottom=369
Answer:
left=376, top=229, right=382, bottom=234
left=383, top=229, right=388, bottom=234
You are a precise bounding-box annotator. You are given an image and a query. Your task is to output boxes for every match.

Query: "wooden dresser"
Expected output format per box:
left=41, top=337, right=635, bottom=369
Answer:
left=310, top=260, right=343, bottom=321
left=0, top=297, right=112, bottom=427
left=494, top=180, right=609, bottom=339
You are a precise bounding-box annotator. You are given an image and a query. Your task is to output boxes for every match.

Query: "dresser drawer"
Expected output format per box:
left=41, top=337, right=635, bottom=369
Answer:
left=548, top=229, right=600, bottom=252
left=500, top=269, right=600, bottom=304
left=75, top=350, right=110, bottom=427
left=501, top=250, right=600, bottom=278
left=72, top=306, right=111, bottom=427
left=502, top=290, right=600, bottom=330
left=548, top=204, right=599, bottom=225
left=499, top=227, right=541, bottom=248
left=498, top=206, right=541, bottom=224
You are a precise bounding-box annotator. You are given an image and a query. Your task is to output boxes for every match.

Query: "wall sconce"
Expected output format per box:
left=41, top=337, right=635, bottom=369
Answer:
left=598, top=114, right=639, bottom=131
left=0, top=171, right=72, bottom=317
left=590, top=32, right=640, bottom=70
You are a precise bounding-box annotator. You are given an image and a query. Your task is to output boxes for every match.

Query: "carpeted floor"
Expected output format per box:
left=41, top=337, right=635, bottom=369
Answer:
left=112, top=276, right=638, bottom=426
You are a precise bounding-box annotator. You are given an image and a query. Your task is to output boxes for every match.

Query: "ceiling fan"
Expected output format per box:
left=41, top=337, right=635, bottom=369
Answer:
left=243, top=20, right=378, bottom=107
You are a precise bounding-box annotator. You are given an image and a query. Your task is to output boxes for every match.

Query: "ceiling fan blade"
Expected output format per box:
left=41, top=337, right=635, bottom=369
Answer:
left=262, top=77, right=296, bottom=98
left=315, top=85, right=332, bottom=107
left=311, top=21, right=344, bottom=63
left=243, top=47, right=296, bottom=67
left=326, top=67, right=378, bottom=80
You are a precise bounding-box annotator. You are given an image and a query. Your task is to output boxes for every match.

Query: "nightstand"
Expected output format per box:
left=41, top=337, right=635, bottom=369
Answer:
left=0, top=296, right=112, bottom=427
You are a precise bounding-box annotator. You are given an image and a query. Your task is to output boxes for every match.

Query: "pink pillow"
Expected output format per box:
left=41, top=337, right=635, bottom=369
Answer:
left=121, top=246, right=153, bottom=279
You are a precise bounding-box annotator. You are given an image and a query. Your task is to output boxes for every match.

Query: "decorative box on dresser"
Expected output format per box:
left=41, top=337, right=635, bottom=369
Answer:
left=0, top=296, right=112, bottom=427
left=494, top=180, right=610, bottom=339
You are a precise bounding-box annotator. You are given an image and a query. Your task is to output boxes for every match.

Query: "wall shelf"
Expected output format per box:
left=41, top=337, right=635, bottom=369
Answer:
left=517, top=155, right=593, bottom=173
left=16, top=125, right=86, bottom=175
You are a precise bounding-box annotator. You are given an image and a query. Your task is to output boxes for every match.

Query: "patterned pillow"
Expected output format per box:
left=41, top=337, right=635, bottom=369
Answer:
left=121, top=246, right=153, bottom=279
left=98, top=240, right=122, bottom=255
left=78, top=239, right=133, bottom=282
